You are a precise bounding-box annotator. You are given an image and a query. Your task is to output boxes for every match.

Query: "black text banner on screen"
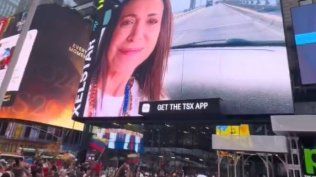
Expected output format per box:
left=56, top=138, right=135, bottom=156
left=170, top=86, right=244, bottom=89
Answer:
left=139, top=98, right=221, bottom=116
left=73, top=0, right=293, bottom=121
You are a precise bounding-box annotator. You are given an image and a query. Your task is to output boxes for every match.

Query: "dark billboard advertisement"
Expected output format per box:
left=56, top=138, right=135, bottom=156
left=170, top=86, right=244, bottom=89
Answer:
left=73, top=0, right=293, bottom=120
left=0, top=4, right=90, bottom=130
left=291, top=4, right=316, bottom=85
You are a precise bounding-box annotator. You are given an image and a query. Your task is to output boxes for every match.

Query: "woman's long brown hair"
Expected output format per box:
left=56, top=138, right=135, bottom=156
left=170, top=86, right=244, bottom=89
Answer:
left=95, top=0, right=173, bottom=101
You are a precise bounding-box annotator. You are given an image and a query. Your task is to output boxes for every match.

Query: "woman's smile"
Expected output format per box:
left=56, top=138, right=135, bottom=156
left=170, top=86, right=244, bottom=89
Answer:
left=119, top=47, right=144, bottom=56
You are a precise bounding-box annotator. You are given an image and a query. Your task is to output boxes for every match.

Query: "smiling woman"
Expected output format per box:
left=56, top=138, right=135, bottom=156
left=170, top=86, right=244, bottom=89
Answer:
left=84, top=0, right=173, bottom=117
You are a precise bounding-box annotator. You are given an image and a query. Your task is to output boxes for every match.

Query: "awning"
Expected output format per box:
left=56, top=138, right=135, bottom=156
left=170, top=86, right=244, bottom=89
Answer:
left=271, top=115, right=316, bottom=134
left=212, top=135, right=288, bottom=153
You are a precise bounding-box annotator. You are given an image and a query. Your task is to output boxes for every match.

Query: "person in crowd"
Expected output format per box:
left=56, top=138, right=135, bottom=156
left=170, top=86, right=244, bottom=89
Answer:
left=31, top=161, right=43, bottom=177
left=58, top=164, right=68, bottom=177
left=1, top=172, right=12, bottom=177
left=42, top=161, right=49, bottom=177
left=85, top=0, right=173, bottom=117
left=91, top=161, right=102, bottom=177
left=11, top=159, right=29, bottom=177
left=11, top=168, right=27, bottom=177
left=50, top=164, right=58, bottom=177
left=114, top=162, right=133, bottom=177
left=0, top=165, right=4, bottom=177
left=74, top=165, right=84, bottom=177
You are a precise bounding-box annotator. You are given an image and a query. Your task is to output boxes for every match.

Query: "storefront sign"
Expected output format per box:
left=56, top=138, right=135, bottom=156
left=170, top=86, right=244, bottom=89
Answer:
left=304, top=149, right=316, bottom=177
left=216, top=124, right=250, bottom=136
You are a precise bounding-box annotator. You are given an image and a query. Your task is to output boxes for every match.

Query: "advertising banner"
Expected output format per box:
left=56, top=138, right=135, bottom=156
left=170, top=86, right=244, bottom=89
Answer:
left=291, top=4, right=316, bottom=85
left=73, top=0, right=293, bottom=121
left=216, top=124, right=250, bottom=136
left=0, top=4, right=91, bottom=130
left=90, top=127, right=144, bottom=153
left=0, top=18, right=11, bottom=39
left=0, top=30, right=37, bottom=106
left=304, top=149, right=316, bottom=177
left=301, top=137, right=316, bottom=177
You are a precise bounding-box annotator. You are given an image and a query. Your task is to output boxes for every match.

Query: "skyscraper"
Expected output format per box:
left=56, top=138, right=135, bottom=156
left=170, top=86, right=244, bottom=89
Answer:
left=0, top=0, right=30, bottom=18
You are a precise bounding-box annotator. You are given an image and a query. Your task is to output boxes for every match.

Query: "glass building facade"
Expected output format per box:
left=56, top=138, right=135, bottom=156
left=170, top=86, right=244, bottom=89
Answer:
left=0, top=0, right=30, bottom=18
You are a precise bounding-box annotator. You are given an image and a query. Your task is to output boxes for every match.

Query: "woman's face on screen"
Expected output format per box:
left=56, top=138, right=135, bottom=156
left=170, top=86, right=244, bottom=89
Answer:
left=107, top=0, right=164, bottom=74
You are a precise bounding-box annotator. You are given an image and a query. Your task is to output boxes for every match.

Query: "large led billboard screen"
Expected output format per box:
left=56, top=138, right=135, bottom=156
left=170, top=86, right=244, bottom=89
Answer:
left=0, top=5, right=90, bottom=130
left=0, top=30, right=37, bottom=106
left=90, top=128, right=144, bottom=153
left=291, top=4, right=316, bottom=85
left=73, top=0, right=293, bottom=120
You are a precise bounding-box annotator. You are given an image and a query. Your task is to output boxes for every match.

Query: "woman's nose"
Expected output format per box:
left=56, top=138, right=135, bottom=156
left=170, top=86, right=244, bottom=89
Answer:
left=127, top=22, right=145, bottom=42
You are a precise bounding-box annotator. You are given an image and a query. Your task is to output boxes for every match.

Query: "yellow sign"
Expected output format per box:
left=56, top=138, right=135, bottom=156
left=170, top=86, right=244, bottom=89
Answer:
left=216, top=124, right=250, bottom=136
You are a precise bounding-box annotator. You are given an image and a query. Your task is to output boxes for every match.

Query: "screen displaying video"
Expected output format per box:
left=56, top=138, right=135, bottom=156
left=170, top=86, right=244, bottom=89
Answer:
left=73, top=0, right=293, bottom=119
left=90, top=128, right=143, bottom=153
left=0, top=4, right=90, bottom=130
left=0, top=30, right=37, bottom=106
left=291, top=3, right=316, bottom=85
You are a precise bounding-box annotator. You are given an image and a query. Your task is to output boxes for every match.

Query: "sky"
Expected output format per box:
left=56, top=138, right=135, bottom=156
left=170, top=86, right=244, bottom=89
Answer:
left=63, top=0, right=76, bottom=7
left=66, top=0, right=208, bottom=13
left=171, top=0, right=190, bottom=13
left=171, top=0, right=207, bottom=13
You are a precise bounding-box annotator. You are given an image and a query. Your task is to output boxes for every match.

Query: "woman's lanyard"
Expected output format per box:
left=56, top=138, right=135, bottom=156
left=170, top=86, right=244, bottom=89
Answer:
left=122, top=77, right=134, bottom=116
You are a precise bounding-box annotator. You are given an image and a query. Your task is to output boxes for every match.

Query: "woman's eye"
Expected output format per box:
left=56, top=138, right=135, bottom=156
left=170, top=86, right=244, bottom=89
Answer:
left=147, top=18, right=158, bottom=25
left=120, top=19, right=135, bottom=26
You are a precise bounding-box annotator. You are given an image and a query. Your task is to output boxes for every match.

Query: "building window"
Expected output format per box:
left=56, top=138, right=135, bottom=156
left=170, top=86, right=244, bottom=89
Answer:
left=0, top=4, right=5, bottom=16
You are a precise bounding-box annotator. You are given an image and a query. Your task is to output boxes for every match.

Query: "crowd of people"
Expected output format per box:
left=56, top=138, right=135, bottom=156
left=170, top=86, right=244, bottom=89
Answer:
left=0, top=156, right=207, bottom=177
left=0, top=158, right=91, bottom=177
left=0, top=157, right=139, bottom=177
